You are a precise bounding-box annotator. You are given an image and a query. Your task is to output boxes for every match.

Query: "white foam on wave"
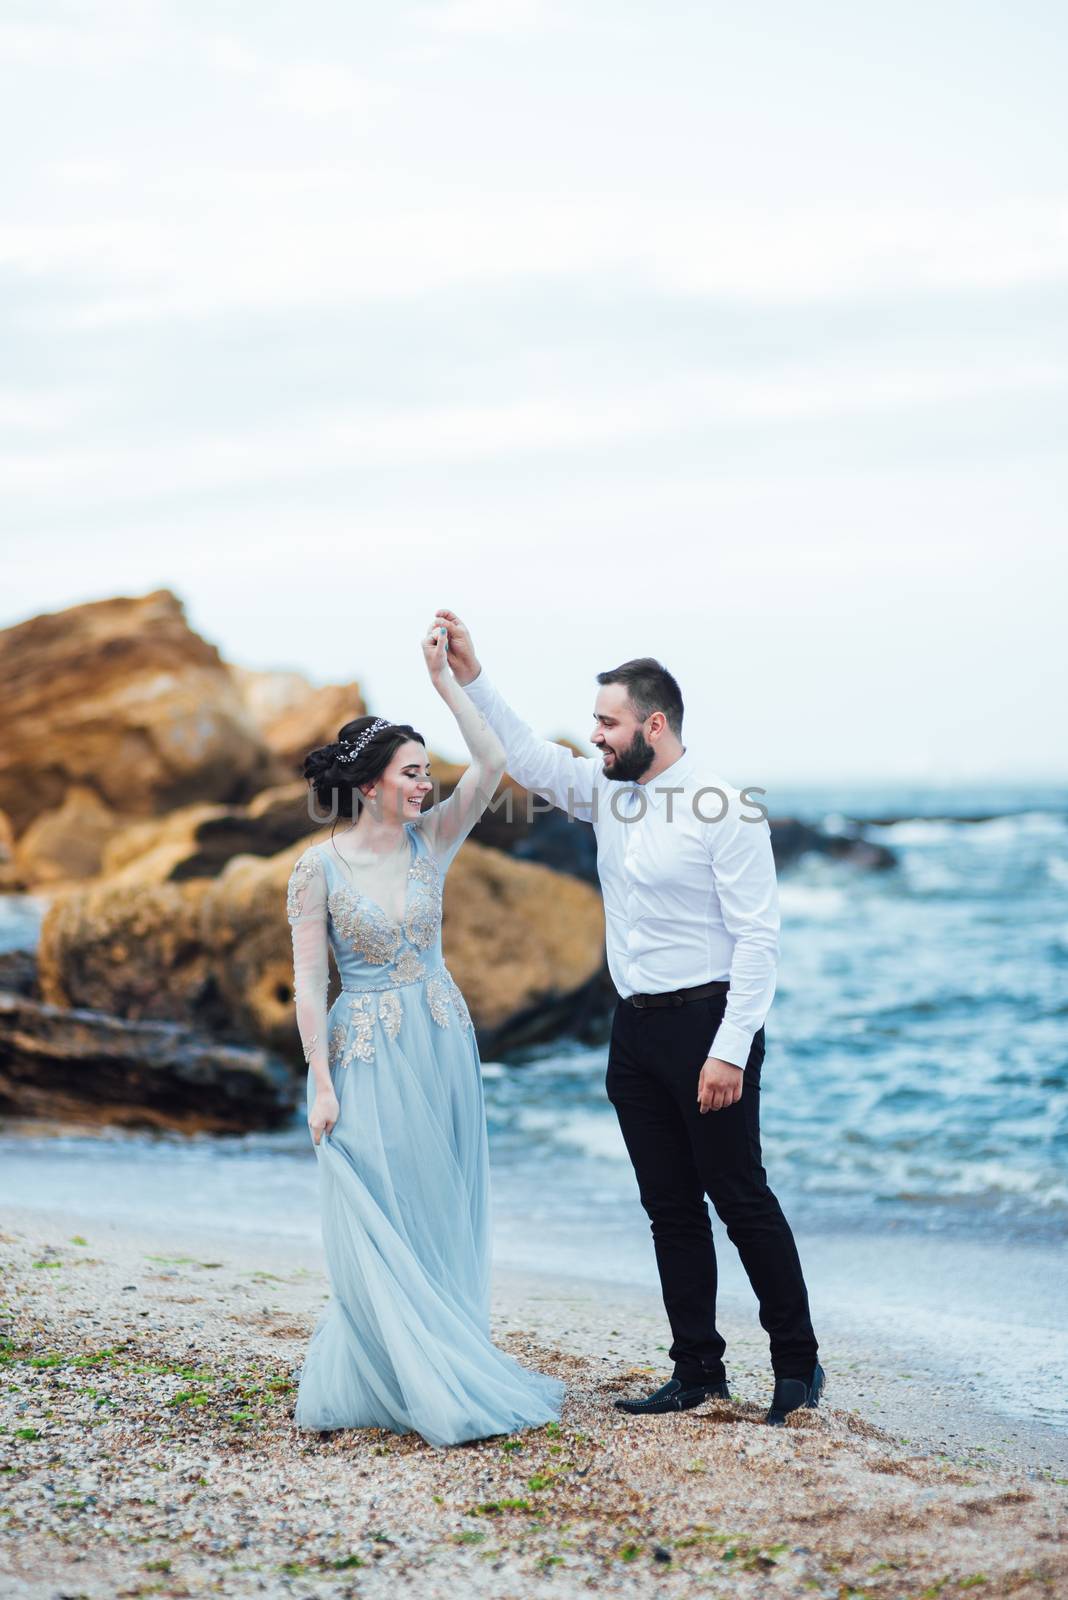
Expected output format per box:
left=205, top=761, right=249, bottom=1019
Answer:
left=784, top=1142, right=1068, bottom=1210
left=515, top=1106, right=628, bottom=1163
left=779, top=884, right=848, bottom=920
left=933, top=1159, right=1068, bottom=1207
left=969, top=811, right=1068, bottom=844
left=880, top=811, right=1067, bottom=848
left=876, top=819, right=962, bottom=845
left=900, top=857, right=959, bottom=892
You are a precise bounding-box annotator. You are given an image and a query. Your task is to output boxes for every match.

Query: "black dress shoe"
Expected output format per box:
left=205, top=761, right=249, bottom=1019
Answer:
left=765, top=1362, right=825, bottom=1426
left=614, top=1377, right=731, bottom=1415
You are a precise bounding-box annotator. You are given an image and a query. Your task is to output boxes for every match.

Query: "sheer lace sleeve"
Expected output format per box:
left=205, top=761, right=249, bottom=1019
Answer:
left=418, top=762, right=501, bottom=873
left=286, top=847, right=330, bottom=1080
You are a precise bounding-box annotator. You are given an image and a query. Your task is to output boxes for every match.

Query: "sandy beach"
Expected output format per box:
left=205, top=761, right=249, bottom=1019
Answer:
left=2, top=1205, right=1065, bottom=1600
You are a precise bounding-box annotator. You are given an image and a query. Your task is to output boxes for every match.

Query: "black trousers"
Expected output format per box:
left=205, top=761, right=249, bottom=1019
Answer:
left=605, top=991, right=818, bottom=1382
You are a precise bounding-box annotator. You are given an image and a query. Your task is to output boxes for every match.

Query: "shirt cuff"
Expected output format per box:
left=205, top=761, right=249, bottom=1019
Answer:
left=709, top=1020, right=753, bottom=1071
left=463, top=667, right=490, bottom=701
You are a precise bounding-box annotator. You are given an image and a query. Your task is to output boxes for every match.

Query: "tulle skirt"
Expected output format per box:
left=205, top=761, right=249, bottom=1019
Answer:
left=294, top=981, right=565, bottom=1448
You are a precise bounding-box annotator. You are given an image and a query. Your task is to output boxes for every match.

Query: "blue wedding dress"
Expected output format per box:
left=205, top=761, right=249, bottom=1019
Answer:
left=285, top=804, right=564, bottom=1448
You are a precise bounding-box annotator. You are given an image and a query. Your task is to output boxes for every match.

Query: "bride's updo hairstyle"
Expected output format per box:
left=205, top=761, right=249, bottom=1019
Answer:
left=302, top=715, right=426, bottom=821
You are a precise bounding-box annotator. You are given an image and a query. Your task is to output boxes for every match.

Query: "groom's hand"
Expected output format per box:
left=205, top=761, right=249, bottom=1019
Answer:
left=697, top=1057, right=743, bottom=1113
left=433, top=609, right=481, bottom=687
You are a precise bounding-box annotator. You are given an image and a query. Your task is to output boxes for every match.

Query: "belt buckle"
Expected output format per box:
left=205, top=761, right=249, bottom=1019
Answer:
left=631, top=993, right=647, bottom=1008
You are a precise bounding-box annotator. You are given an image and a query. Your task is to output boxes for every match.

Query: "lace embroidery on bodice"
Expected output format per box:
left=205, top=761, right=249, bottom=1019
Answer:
left=285, top=824, right=473, bottom=1070
left=326, top=850, right=442, bottom=970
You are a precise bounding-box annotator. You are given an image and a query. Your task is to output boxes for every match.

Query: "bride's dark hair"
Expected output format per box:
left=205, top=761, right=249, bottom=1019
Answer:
left=302, top=716, right=426, bottom=823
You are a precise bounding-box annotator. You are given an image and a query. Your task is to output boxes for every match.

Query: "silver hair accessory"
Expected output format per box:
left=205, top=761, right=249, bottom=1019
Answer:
left=335, top=718, right=394, bottom=765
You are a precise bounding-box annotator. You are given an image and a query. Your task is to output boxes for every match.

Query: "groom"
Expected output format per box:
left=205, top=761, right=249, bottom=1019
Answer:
left=435, top=609, right=823, bottom=1426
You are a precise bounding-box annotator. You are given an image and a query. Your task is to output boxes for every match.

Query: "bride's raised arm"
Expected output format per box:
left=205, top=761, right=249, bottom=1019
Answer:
left=417, top=618, right=506, bottom=870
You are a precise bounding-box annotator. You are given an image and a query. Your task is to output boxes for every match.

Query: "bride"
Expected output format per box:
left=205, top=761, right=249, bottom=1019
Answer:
left=285, top=618, right=564, bottom=1447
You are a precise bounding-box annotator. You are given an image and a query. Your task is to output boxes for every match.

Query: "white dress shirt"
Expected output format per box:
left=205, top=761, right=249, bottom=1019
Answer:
left=463, top=669, right=780, bottom=1071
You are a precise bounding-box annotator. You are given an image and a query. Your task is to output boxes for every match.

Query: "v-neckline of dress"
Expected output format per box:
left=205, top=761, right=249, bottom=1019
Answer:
left=324, top=825, right=417, bottom=929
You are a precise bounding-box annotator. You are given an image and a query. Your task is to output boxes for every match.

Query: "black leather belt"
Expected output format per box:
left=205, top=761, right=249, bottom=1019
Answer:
left=623, top=979, right=730, bottom=1009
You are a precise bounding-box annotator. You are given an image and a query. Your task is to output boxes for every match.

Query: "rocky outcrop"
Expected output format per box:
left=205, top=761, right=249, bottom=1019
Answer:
left=37, top=832, right=607, bottom=1058
left=229, top=666, right=367, bottom=779
left=0, top=948, right=37, bottom=998
left=439, top=842, right=605, bottom=1043
left=0, top=589, right=275, bottom=839
left=37, top=875, right=224, bottom=1032
left=99, top=782, right=315, bottom=884
left=0, top=991, right=293, bottom=1133
left=0, top=807, right=16, bottom=893
left=768, top=818, right=896, bottom=871
left=11, top=785, right=126, bottom=888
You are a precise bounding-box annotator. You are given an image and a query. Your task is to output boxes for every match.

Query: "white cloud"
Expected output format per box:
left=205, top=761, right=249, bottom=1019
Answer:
left=0, top=356, right=1061, bottom=503
left=656, top=200, right=1068, bottom=299
left=270, top=61, right=394, bottom=120
left=5, top=195, right=1067, bottom=328
left=417, top=0, right=553, bottom=34
left=0, top=385, right=107, bottom=433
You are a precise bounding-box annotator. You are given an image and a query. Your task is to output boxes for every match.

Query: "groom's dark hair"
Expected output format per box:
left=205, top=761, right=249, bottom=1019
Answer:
left=595, top=657, right=684, bottom=737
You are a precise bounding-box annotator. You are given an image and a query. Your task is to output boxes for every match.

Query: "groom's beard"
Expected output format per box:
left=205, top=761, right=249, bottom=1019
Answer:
left=603, top=729, right=656, bottom=783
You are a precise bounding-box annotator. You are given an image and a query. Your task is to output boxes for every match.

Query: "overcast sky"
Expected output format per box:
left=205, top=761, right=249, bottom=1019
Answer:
left=3, top=0, right=1066, bottom=784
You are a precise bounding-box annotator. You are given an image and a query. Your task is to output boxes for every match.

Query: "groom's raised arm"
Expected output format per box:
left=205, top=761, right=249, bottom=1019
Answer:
left=435, top=609, right=598, bottom=820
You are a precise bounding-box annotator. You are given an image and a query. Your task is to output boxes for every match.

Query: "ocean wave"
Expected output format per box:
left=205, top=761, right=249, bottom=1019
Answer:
left=778, top=884, right=849, bottom=920
left=777, top=1143, right=1068, bottom=1210
left=876, top=819, right=964, bottom=845
left=877, top=811, right=1067, bottom=847
left=967, top=812, right=1068, bottom=844
left=514, top=1106, right=628, bottom=1163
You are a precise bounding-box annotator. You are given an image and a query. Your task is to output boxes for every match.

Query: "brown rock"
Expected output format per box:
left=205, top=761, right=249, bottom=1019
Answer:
left=229, top=666, right=367, bottom=779
left=97, top=769, right=471, bottom=888
left=0, top=991, right=293, bottom=1133
left=0, top=588, right=275, bottom=837
left=0, top=806, right=18, bottom=892
left=13, top=784, right=126, bottom=887
left=37, top=875, right=223, bottom=1033
left=442, top=843, right=605, bottom=1038
left=99, top=781, right=316, bottom=884
left=198, top=844, right=331, bottom=1053
left=0, top=948, right=37, bottom=997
